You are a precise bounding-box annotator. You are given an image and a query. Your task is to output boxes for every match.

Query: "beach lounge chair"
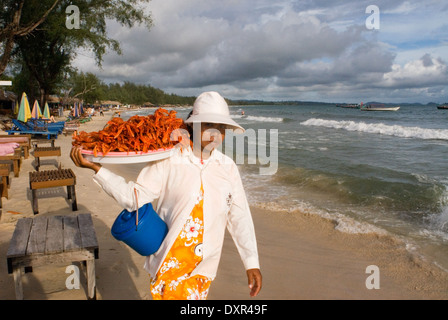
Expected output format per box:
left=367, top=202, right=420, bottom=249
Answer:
left=63, top=121, right=80, bottom=136
left=28, top=119, right=65, bottom=134
left=7, top=120, right=59, bottom=140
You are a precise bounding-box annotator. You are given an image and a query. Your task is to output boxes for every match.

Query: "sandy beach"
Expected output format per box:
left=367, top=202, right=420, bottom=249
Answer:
left=0, top=110, right=447, bottom=301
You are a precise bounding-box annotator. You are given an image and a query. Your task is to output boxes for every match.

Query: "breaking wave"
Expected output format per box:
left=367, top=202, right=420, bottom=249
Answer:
left=301, top=118, right=448, bottom=141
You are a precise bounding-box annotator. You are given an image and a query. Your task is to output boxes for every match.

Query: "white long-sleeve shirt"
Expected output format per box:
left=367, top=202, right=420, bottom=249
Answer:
left=92, top=146, right=260, bottom=279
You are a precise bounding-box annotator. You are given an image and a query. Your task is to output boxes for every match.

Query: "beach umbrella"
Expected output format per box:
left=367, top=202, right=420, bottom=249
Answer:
left=31, top=100, right=43, bottom=119
left=73, top=102, right=79, bottom=117
left=13, top=101, right=19, bottom=115
left=43, top=102, right=51, bottom=119
left=17, top=92, right=32, bottom=122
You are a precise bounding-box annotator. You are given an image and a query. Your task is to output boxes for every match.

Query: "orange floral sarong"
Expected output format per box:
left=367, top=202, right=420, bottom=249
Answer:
left=150, top=184, right=212, bottom=300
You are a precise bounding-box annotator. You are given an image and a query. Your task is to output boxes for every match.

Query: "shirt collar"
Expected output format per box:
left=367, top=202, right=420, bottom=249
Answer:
left=180, top=145, right=225, bottom=166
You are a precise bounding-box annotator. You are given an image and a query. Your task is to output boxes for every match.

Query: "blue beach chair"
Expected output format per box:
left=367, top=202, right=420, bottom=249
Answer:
left=7, top=120, right=59, bottom=140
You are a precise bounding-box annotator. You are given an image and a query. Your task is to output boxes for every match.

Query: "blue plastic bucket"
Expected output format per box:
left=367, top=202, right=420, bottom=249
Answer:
left=111, top=202, right=168, bottom=256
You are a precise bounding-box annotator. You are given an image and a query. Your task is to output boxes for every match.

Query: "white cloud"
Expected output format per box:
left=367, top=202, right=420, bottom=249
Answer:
left=383, top=54, right=448, bottom=88
left=383, top=1, right=419, bottom=14
left=72, top=0, right=448, bottom=103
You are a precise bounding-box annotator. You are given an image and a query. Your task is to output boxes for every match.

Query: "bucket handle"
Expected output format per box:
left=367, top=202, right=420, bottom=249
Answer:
left=134, top=188, right=139, bottom=231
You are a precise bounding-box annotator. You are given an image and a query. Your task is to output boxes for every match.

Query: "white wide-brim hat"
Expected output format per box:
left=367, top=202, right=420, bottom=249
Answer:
left=185, top=91, right=245, bottom=133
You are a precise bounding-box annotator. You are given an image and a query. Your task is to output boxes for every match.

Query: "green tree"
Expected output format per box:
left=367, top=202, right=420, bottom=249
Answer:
left=69, top=71, right=106, bottom=104
left=95, top=81, right=195, bottom=106
left=15, top=27, right=72, bottom=105
left=0, top=0, right=61, bottom=76
left=11, top=0, right=152, bottom=104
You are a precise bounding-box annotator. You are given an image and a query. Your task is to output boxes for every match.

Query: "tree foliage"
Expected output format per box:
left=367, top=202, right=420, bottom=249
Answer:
left=99, top=81, right=197, bottom=106
left=2, top=1, right=197, bottom=107
left=65, top=71, right=196, bottom=106
left=0, top=0, right=61, bottom=75
left=4, top=0, right=152, bottom=104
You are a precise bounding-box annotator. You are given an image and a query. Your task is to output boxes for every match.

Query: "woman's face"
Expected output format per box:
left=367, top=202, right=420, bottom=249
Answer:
left=200, top=122, right=227, bottom=151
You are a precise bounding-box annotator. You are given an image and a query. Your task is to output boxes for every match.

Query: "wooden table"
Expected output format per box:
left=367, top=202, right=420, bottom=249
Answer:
left=0, top=134, right=31, bottom=159
left=33, top=146, right=61, bottom=171
left=6, top=214, right=99, bottom=300
left=0, top=148, right=22, bottom=177
left=29, top=169, right=77, bottom=215
left=0, top=163, right=10, bottom=199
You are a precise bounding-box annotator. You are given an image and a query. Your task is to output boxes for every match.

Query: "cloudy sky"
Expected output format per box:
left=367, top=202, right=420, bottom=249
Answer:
left=73, top=0, right=448, bottom=103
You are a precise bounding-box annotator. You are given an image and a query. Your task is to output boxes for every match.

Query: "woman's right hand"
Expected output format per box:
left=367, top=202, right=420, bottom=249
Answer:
left=70, top=146, right=102, bottom=173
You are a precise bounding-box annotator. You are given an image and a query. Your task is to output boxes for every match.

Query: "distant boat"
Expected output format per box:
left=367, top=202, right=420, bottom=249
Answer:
left=336, top=103, right=360, bottom=108
left=360, top=104, right=400, bottom=111
left=437, top=104, right=448, bottom=110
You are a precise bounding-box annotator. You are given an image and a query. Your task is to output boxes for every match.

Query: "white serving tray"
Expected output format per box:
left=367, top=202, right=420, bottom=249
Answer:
left=81, top=147, right=175, bottom=164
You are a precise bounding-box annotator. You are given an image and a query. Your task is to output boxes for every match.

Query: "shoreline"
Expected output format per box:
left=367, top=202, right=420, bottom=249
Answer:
left=219, top=206, right=448, bottom=300
left=0, top=110, right=447, bottom=300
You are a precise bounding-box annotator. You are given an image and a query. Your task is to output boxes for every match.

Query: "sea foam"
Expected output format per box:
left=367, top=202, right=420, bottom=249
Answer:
left=232, top=114, right=284, bottom=122
left=252, top=199, right=388, bottom=235
left=301, top=118, right=448, bottom=141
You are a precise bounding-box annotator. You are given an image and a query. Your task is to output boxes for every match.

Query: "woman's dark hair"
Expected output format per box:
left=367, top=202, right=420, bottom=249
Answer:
left=185, top=110, right=194, bottom=136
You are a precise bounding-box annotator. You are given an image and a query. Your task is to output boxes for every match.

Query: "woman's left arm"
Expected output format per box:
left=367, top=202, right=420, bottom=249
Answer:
left=226, top=166, right=262, bottom=296
left=247, top=268, right=262, bottom=297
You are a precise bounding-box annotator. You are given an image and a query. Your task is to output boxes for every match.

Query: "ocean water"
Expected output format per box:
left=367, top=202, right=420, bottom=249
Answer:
left=122, top=104, right=448, bottom=272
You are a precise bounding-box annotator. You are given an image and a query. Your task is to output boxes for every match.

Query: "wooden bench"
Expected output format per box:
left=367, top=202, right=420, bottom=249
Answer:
left=6, top=214, right=99, bottom=300
left=63, top=122, right=80, bottom=136
left=32, top=138, right=56, bottom=148
left=0, top=134, right=31, bottom=159
left=29, top=169, right=77, bottom=215
left=33, top=146, right=61, bottom=171
left=0, top=147, right=22, bottom=177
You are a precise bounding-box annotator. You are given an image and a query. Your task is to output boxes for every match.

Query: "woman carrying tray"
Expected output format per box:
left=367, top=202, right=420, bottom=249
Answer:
left=70, top=91, right=262, bottom=300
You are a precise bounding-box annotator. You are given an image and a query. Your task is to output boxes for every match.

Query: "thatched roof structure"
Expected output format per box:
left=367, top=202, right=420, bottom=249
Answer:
left=101, top=100, right=122, bottom=106
left=0, top=90, right=17, bottom=102
left=46, top=95, right=61, bottom=103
